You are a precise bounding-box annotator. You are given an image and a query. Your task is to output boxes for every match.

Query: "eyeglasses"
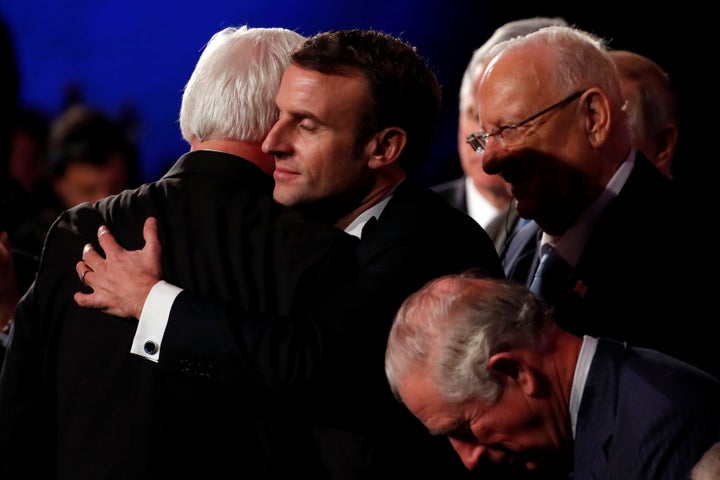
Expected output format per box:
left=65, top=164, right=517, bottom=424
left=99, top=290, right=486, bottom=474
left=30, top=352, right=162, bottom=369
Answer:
left=466, top=89, right=586, bottom=153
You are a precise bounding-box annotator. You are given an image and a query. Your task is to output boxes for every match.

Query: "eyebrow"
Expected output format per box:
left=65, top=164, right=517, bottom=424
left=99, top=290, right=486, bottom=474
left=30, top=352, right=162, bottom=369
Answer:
left=429, top=418, right=469, bottom=438
left=285, top=108, right=318, bottom=121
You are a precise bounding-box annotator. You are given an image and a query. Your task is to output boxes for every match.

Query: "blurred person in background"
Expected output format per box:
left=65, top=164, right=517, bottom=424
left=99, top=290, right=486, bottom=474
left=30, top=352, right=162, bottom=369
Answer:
left=9, top=104, right=140, bottom=257
left=610, top=49, right=678, bottom=178
left=0, top=26, right=362, bottom=479
left=48, top=104, right=141, bottom=209
left=473, top=25, right=716, bottom=376
left=6, top=108, right=53, bottom=257
left=432, top=17, right=568, bottom=252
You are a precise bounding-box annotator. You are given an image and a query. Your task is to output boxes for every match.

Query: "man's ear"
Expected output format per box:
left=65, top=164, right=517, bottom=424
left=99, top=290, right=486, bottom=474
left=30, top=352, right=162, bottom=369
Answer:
left=366, top=127, right=406, bottom=169
left=653, top=123, right=678, bottom=177
left=581, top=88, right=611, bottom=148
left=488, top=351, right=539, bottom=396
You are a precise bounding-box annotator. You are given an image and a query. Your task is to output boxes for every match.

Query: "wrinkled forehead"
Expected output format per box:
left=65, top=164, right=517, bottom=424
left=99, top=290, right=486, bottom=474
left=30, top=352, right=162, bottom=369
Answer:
left=477, top=46, right=554, bottom=123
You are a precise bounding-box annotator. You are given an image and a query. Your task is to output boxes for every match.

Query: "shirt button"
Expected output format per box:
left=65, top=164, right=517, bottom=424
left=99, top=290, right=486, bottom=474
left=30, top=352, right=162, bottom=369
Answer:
left=143, top=340, right=158, bottom=355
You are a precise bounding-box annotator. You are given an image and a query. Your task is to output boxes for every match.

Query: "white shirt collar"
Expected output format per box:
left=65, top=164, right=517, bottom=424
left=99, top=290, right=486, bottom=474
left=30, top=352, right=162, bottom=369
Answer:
left=544, top=150, right=636, bottom=267
left=465, top=176, right=501, bottom=228
left=569, top=335, right=598, bottom=438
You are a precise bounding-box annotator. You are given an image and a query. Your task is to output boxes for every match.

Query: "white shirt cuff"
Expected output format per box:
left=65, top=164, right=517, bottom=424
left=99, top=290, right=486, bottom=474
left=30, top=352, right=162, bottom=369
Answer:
left=130, top=280, right=183, bottom=362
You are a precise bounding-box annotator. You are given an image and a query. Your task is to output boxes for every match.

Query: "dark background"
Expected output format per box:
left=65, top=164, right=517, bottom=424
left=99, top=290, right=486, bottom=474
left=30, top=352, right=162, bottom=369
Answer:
left=1, top=2, right=703, bottom=191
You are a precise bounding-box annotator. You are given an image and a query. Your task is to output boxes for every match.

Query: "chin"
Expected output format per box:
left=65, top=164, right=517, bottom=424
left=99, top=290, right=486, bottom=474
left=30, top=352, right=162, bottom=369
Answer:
left=272, top=189, right=296, bottom=207
left=513, top=201, right=533, bottom=221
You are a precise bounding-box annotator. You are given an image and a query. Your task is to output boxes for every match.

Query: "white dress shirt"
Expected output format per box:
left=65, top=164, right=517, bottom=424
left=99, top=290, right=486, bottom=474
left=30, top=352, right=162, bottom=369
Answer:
left=131, top=191, right=395, bottom=362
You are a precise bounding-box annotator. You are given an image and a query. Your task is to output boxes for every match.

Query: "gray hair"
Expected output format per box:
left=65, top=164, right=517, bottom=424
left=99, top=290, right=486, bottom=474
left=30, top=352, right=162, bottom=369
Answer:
left=385, top=272, right=553, bottom=405
left=483, top=26, right=624, bottom=108
left=459, top=17, right=569, bottom=110
left=179, top=26, right=305, bottom=144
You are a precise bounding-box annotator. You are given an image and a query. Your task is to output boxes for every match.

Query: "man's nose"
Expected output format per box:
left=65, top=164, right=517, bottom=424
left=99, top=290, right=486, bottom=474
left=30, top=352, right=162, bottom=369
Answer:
left=481, top=142, right=504, bottom=176
left=449, top=437, right=487, bottom=470
left=261, top=122, right=283, bottom=155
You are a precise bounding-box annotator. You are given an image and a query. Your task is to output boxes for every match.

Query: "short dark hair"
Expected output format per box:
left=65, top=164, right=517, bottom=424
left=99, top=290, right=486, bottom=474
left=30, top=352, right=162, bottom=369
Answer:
left=49, top=105, right=139, bottom=185
left=291, top=29, right=442, bottom=173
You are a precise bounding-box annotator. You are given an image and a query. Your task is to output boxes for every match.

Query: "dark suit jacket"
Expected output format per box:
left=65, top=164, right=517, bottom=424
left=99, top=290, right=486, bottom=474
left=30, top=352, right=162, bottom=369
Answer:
left=0, top=150, right=359, bottom=479
left=432, top=175, right=521, bottom=253
left=574, top=338, right=720, bottom=479
left=157, top=177, right=505, bottom=479
left=0, top=248, right=37, bottom=370
left=500, top=155, right=717, bottom=377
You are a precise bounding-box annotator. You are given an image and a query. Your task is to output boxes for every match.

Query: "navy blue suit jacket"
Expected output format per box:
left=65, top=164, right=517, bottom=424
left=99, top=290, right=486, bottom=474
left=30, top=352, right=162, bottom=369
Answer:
left=500, top=154, right=717, bottom=377
left=574, top=338, right=720, bottom=479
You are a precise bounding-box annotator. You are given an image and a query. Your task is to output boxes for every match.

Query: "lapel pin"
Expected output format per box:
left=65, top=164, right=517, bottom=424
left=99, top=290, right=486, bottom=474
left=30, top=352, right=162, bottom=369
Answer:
left=574, top=280, right=588, bottom=298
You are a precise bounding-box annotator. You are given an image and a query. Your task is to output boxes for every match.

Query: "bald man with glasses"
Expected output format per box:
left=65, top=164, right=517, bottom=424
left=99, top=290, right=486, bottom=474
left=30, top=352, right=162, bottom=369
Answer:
left=469, top=25, right=716, bottom=378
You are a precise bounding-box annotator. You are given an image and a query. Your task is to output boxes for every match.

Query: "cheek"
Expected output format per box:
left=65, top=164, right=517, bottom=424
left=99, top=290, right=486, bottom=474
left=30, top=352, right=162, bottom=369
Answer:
left=458, top=114, right=479, bottom=140
left=461, top=153, right=485, bottom=178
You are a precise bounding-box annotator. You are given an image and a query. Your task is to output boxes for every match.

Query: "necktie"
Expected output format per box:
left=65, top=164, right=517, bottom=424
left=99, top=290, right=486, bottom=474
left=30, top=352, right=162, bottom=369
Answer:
left=530, top=244, right=572, bottom=302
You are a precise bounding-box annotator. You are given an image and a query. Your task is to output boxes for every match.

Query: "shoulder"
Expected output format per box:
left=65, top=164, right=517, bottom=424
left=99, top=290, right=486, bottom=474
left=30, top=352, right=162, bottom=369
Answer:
left=429, top=177, right=464, bottom=195
left=375, top=179, right=504, bottom=278
left=613, top=342, right=720, bottom=408
left=386, top=179, right=482, bottom=235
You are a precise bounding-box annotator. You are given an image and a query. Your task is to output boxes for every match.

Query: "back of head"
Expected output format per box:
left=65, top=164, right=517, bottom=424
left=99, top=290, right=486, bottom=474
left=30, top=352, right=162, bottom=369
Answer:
left=459, top=16, right=569, bottom=108
left=179, top=26, right=305, bottom=144
left=8, top=108, right=50, bottom=193
left=49, top=105, right=136, bottom=178
left=385, top=272, right=552, bottom=405
left=610, top=49, right=678, bottom=176
left=291, top=29, right=442, bottom=174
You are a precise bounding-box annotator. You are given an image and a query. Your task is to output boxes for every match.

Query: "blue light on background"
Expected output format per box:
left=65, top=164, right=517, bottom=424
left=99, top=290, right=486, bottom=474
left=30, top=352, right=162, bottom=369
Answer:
left=1, top=2, right=699, bottom=186
left=3, top=0, right=490, bottom=184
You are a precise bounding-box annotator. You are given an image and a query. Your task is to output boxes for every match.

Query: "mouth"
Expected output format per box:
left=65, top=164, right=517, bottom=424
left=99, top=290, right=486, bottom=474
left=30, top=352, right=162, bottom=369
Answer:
left=273, top=167, right=299, bottom=181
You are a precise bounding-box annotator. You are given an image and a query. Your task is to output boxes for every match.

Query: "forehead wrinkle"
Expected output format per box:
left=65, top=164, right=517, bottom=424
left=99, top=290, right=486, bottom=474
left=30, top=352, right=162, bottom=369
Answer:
left=479, top=46, right=555, bottom=128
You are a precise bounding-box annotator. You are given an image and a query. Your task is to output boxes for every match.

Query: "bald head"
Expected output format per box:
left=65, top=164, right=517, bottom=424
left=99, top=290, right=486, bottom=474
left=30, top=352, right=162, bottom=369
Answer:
left=474, top=26, right=632, bottom=235
left=610, top=49, right=678, bottom=177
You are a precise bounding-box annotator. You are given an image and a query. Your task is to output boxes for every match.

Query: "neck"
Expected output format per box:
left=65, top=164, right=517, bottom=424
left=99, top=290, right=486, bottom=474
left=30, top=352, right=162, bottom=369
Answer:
left=543, top=326, right=583, bottom=460
left=334, top=170, right=405, bottom=230
left=190, top=138, right=274, bottom=175
left=293, top=171, right=405, bottom=230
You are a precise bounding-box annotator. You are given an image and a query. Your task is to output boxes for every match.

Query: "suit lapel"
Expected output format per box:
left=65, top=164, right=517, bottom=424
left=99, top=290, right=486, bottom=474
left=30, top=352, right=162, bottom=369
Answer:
left=500, top=220, right=542, bottom=285
left=573, top=339, right=625, bottom=479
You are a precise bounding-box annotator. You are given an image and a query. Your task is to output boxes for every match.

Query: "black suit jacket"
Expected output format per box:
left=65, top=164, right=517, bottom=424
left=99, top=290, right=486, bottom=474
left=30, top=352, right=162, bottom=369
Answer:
left=432, top=175, right=521, bottom=253
left=158, top=177, right=505, bottom=479
left=501, top=154, right=717, bottom=376
left=574, top=338, right=720, bottom=479
left=0, top=150, right=359, bottom=479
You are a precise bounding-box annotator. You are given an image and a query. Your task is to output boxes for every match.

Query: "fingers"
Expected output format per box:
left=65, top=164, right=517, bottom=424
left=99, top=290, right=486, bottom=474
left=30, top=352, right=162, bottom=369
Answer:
left=74, top=290, right=100, bottom=309
left=96, top=224, right=121, bottom=257
left=80, top=242, right=103, bottom=271
left=76, top=260, right=93, bottom=285
left=143, top=217, right=162, bottom=258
